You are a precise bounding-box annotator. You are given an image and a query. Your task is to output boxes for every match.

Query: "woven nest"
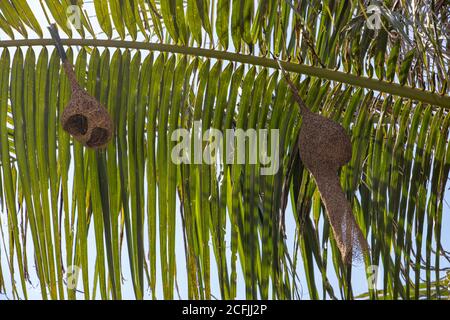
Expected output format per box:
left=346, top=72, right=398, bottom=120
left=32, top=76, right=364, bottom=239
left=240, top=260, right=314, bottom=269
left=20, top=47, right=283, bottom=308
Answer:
left=299, top=110, right=368, bottom=264
left=60, top=62, right=113, bottom=148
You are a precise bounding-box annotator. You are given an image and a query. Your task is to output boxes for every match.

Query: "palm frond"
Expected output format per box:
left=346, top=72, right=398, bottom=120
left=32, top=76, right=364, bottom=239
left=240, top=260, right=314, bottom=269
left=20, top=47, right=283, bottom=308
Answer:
left=0, top=0, right=449, bottom=300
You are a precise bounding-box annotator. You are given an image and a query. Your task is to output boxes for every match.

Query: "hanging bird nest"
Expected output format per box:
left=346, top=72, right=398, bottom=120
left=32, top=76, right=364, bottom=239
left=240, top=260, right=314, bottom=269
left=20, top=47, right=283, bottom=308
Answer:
left=60, top=61, right=113, bottom=148
left=298, top=111, right=368, bottom=263
left=275, top=55, right=368, bottom=264
left=49, top=24, right=113, bottom=149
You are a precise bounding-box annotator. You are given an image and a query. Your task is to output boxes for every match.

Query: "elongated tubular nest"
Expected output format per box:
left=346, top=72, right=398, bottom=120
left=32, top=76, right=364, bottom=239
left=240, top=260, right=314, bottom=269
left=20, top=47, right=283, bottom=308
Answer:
left=60, top=62, right=113, bottom=148
left=273, top=54, right=368, bottom=263
left=299, top=110, right=368, bottom=263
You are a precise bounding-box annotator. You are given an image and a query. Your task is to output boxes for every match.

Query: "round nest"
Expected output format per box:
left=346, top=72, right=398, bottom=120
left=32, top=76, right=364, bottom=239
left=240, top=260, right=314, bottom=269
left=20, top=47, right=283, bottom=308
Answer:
left=60, top=62, right=113, bottom=149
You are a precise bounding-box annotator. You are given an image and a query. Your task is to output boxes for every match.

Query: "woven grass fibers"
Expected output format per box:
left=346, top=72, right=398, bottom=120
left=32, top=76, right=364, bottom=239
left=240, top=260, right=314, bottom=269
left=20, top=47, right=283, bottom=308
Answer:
left=60, top=61, right=113, bottom=148
left=299, top=108, right=368, bottom=264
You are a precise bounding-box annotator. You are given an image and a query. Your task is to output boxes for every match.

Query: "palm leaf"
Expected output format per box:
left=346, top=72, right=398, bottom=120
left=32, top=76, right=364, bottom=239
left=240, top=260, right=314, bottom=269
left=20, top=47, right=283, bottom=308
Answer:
left=0, top=0, right=449, bottom=300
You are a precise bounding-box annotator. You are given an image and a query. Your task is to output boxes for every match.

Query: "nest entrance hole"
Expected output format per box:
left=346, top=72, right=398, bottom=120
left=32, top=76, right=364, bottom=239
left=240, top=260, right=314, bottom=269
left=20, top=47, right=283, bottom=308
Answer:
left=63, top=114, right=88, bottom=136
left=86, top=127, right=110, bottom=148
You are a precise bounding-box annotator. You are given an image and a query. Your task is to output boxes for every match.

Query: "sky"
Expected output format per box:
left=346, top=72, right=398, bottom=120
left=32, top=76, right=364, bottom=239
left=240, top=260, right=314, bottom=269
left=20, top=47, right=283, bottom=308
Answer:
left=0, top=1, right=449, bottom=300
